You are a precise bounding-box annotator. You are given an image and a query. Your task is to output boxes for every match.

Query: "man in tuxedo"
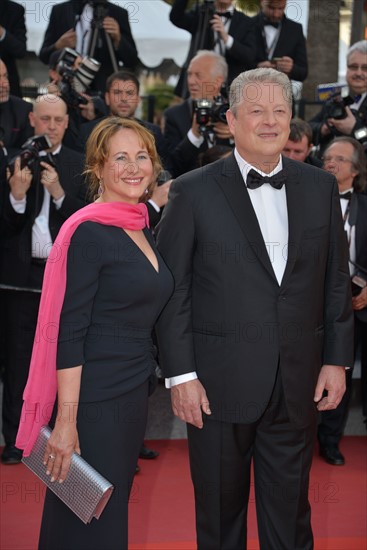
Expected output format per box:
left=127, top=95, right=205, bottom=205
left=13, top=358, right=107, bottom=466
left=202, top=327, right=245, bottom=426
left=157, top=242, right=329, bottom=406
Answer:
left=170, top=0, right=255, bottom=98
left=319, top=137, right=367, bottom=465
left=251, top=0, right=308, bottom=82
left=309, top=40, right=367, bottom=157
left=0, top=94, right=86, bottom=464
left=0, top=0, right=27, bottom=97
left=156, top=68, right=353, bottom=549
left=39, top=0, right=139, bottom=94
left=164, top=50, right=233, bottom=177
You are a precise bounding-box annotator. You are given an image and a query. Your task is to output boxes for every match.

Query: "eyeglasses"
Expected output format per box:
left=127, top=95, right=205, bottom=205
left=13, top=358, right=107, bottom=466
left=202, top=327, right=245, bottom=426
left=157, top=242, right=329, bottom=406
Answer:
left=322, top=155, right=353, bottom=163
left=347, top=64, right=367, bottom=72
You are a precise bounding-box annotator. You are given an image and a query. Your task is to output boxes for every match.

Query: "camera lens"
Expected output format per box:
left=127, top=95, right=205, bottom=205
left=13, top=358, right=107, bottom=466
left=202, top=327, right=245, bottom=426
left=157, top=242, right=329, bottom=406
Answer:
left=73, top=57, right=101, bottom=93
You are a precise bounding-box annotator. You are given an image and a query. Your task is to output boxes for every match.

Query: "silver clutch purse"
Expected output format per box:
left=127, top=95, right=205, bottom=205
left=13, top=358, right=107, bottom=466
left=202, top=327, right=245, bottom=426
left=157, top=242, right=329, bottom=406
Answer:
left=22, top=425, right=114, bottom=524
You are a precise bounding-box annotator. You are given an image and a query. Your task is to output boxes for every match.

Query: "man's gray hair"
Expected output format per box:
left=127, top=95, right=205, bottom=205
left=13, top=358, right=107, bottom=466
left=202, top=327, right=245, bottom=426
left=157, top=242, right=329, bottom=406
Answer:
left=229, top=68, right=293, bottom=116
left=191, top=49, right=228, bottom=81
left=347, top=40, right=367, bottom=62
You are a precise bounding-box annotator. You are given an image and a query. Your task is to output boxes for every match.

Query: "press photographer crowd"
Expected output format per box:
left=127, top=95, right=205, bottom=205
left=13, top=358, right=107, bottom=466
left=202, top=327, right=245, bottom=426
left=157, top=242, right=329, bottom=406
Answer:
left=0, top=0, right=366, bottom=549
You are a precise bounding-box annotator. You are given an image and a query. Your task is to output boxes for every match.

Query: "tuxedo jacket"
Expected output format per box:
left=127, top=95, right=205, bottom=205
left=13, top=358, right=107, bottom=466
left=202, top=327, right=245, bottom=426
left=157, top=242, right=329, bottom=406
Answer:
left=156, top=154, right=354, bottom=428
left=351, top=192, right=367, bottom=323
left=0, top=1, right=27, bottom=97
left=39, top=1, right=139, bottom=93
left=170, top=0, right=255, bottom=96
left=251, top=12, right=308, bottom=82
left=0, top=96, right=33, bottom=157
left=309, top=95, right=367, bottom=154
left=0, top=146, right=86, bottom=287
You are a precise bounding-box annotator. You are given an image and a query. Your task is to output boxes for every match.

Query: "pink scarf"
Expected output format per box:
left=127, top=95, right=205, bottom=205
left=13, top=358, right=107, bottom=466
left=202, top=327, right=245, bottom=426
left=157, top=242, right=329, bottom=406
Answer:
left=16, top=201, right=149, bottom=456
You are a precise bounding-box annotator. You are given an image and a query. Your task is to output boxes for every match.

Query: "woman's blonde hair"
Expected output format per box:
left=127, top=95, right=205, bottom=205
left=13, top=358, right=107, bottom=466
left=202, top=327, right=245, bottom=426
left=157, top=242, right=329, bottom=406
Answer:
left=85, top=116, right=162, bottom=201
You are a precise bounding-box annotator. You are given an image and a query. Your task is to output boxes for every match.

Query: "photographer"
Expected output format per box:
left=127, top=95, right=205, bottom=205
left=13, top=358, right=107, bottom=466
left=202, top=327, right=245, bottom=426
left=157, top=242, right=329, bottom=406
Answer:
left=319, top=136, right=367, bottom=465
left=170, top=0, right=254, bottom=99
left=163, top=50, right=233, bottom=177
left=309, top=41, right=367, bottom=157
left=47, top=48, right=107, bottom=149
left=0, top=94, right=87, bottom=465
left=39, top=0, right=139, bottom=94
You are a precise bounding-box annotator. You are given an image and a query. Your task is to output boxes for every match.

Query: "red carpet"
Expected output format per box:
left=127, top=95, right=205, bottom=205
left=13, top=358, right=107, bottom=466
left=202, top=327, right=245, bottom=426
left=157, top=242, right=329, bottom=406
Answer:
left=1, top=437, right=366, bottom=550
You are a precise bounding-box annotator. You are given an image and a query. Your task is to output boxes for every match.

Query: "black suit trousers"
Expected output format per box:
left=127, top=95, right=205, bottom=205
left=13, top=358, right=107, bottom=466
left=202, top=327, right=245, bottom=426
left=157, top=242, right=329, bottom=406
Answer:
left=187, top=368, right=317, bottom=550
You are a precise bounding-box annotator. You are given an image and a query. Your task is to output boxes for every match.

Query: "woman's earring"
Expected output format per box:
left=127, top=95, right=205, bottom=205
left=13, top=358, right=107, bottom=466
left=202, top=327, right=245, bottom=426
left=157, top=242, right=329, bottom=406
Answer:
left=98, top=178, right=104, bottom=195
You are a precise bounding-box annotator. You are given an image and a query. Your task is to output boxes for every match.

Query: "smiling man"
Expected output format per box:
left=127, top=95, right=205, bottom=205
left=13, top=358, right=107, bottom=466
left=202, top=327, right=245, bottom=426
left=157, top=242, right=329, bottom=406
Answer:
left=156, top=68, right=354, bottom=549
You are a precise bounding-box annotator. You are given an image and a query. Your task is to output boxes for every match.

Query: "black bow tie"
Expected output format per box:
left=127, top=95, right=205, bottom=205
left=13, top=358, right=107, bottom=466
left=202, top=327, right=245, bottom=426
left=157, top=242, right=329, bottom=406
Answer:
left=216, top=11, right=232, bottom=19
left=246, top=169, right=286, bottom=190
left=264, top=20, right=280, bottom=29
left=339, top=191, right=353, bottom=200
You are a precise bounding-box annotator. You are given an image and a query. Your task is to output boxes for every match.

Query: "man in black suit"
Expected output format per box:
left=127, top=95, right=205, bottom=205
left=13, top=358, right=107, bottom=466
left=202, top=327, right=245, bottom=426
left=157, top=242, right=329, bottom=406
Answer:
left=156, top=68, right=353, bottom=549
left=0, top=94, right=87, bottom=465
left=170, top=0, right=254, bottom=98
left=0, top=0, right=27, bottom=97
left=0, top=59, right=34, bottom=156
left=163, top=50, right=232, bottom=177
left=39, top=0, right=139, bottom=94
left=309, top=40, right=367, bottom=157
left=319, top=137, right=367, bottom=465
left=251, top=0, right=308, bottom=82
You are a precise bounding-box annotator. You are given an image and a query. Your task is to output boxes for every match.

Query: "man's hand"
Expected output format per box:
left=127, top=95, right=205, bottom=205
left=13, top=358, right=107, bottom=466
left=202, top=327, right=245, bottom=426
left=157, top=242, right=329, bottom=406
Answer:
left=55, top=29, right=76, bottom=51
left=151, top=179, right=173, bottom=208
left=214, top=121, right=233, bottom=140
left=7, top=158, right=33, bottom=200
left=40, top=161, right=65, bottom=201
left=171, top=379, right=211, bottom=428
left=103, top=17, right=121, bottom=49
left=314, top=364, right=346, bottom=411
left=352, top=286, right=367, bottom=311
left=275, top=56, right=294, bottom=75
left=210, top=14, right=229, bottom=43
left=327, top=106, right=357, bottom=135
left=79, top=94, right=96, bottom=121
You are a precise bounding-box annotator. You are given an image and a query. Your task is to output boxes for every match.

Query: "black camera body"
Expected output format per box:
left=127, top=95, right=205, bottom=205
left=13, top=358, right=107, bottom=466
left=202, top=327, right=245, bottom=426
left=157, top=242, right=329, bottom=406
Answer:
left=8, top=135, right=52, bottom=176
left=194, top=96, right=230, bottom=135
left=323, top=92, right=351, bottom=121
left=57, top=48, right=100, bottom=109
left=90, top=0, right=109, bottom=26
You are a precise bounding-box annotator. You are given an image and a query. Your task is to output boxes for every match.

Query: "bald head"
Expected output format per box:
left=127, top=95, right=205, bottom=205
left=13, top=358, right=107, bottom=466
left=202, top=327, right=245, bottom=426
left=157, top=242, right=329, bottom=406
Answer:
left=29, top=94, right=69, bottom=151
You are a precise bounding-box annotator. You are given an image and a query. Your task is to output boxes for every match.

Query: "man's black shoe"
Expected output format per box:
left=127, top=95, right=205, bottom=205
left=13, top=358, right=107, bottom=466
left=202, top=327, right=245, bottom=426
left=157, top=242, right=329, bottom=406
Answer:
left=319, top=444, right=345, bottom=466
left=139, top=445, right=159, bottom=459
left=1, top=444, right=23, bottom=465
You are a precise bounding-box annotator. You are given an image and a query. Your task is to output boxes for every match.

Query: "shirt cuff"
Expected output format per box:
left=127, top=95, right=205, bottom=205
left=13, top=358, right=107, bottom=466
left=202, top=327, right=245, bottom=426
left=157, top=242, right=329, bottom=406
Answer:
left=148, top=199, right=160, bottom=213
left=9, top=192, right=26, bottom=213
left=53, top=194, right=65, bottom=209
left=165, top=372, right=198, bottom=388
left=187, top=129, right=204, bottom=148
left=226, top=35, right=234, bottom=49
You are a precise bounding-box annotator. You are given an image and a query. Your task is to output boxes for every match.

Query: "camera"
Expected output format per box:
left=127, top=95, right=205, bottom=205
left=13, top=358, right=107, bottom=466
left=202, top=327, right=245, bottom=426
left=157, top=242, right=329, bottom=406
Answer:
left=57, top=47, right=100, bottom=109
left=194, top=96, right=229, bottom=132
left=351, top=274, right=367, bottom=297
left=90, top=0, right=109, bottom=27
left=323, top=93, right=348, bottom=120
left=7, top=135, right=52, bottom=176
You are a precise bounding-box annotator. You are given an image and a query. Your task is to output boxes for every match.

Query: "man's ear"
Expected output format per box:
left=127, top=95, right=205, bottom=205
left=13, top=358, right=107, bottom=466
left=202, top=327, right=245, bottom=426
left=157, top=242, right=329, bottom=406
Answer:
left=226, top=109, right=236, bottom=135
left=29, top=111, right=35, bottom=129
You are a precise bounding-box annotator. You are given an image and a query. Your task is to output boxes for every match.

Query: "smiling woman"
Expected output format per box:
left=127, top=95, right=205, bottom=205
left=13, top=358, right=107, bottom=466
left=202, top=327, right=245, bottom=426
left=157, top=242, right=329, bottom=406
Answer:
left=15, top=116, right=174, bottom=549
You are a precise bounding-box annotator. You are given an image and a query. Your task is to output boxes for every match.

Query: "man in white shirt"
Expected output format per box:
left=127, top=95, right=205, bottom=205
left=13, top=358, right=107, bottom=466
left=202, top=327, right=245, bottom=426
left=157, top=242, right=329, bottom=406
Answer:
left=0, top=94, right=86, bottom=465
left=156, top=68, right=353, bottom=549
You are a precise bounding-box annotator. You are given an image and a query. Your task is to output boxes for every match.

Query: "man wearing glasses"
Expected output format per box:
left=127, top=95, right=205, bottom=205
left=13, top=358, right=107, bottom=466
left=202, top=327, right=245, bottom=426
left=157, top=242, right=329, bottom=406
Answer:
left=309, top=40, right=367, bottom=156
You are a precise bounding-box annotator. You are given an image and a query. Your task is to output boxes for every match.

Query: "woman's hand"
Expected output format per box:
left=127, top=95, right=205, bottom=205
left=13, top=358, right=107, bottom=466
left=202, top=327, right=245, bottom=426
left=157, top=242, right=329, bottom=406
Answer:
left=43, top=422, right=80, bottom=483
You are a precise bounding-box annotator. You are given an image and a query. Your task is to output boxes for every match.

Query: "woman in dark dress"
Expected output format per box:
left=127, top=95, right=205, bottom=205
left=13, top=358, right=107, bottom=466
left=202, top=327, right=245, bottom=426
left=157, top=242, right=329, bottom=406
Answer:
left=33, top=117, right=173, bottom=549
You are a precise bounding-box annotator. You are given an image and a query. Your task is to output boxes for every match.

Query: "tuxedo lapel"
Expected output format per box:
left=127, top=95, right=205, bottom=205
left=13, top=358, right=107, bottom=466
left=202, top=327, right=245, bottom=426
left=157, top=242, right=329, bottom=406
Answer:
left=215, top=154, right=277, bottom=282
